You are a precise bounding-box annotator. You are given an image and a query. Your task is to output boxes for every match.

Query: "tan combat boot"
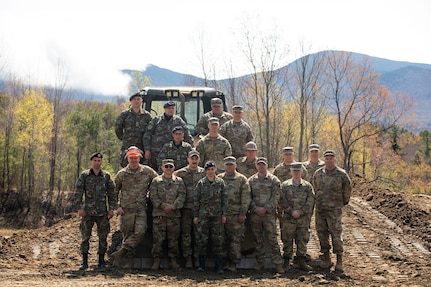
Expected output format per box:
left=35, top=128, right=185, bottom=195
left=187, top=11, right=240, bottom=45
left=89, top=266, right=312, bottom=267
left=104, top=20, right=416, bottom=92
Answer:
left=298, top=256, right=312, bottom=271
left=335, top=254, right=343, bottom=272
left=274, top=263, right=285, bottom=274
left=111, top=247, right=127, bottom=267
left=170, top=258, right=180, bottom=269
left=151, top=257, right=160, bottom=271
left=185, top=256, right=193, bottom=268
left=319, top=252, right=332, bottom=269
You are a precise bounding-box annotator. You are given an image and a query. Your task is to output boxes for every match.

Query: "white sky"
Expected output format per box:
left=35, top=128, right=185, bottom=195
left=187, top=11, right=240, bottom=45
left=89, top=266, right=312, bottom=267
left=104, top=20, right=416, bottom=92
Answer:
left=0, top=0, right=430, bottom=95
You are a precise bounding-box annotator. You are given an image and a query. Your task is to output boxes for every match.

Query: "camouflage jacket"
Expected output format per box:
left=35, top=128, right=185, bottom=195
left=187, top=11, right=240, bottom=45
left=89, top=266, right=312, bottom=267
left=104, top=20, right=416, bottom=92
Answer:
left=280, top=179, right=315, bottom=220
left=114, top=108, right=152, bottom=150
left=236, top=157, right=258, bottom=179
left=218, top=171, right=251, bottom=216
left=143, top=114, right=194, bottom=153
left=74, top=169, right=116, bottom=216
left=195, top=111, right=233, bottom=135
left=115, top=164, right=158, bottom=210
left=248, top=172, right=281, bottom=215
left=157, top=141, right=193, bottom=172
left=313, top=166, right=352, bottom=211
left=219, top=119, right=254, bottom=159
left=194, top=176, right=227, bottom=218
left=273, top=161, right=308, bottom=183
left=302, top=159, right=325, bottom=183
left=149, top=175, right=186, bottom=217
left=175, top=166, right=205, bottom=209
left=196, top=134, right=232, bottom=172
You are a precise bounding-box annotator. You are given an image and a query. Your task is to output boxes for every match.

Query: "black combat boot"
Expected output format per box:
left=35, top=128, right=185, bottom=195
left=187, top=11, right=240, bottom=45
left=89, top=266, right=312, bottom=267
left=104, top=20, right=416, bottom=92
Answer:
left=214, top=255, right=224, bottom=274
left=79, top=253, right=88, bottom=270
left=98, top=253, right=107, bottom=268
left=197, top=255, right=206, bottom=271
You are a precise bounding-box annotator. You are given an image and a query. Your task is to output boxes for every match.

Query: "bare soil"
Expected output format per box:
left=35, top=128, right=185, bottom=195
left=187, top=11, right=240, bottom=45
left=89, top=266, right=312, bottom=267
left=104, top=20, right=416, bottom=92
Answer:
left=1, top=175, right=431, bottom=286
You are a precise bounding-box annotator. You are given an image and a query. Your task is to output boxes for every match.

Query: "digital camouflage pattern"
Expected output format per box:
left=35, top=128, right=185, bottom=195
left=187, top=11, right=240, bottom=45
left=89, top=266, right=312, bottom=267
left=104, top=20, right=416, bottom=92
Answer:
left=157, top=141, right=193, bottom=172
left=196, top=134, right=232, bottom=172
left=273, top=162, right=308, bottom=183
left=219, top=120, right=254, bottom=159
left=236, top=157, right=258, bottom=178
left=195, top=110, right=233, bottom=135
left=302, top=159, right=325, bottom=184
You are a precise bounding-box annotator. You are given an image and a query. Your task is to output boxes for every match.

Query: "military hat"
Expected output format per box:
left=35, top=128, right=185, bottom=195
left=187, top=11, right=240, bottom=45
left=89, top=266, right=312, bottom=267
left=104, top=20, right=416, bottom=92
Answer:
left=162, top=159, right=175, bottom=167
left=224, top=156, right=237, bottom=165
left=282, top=146, right=294, bottom=154
left=208, top=117, right=220, bottom=124
left=256, top=157, right=268, bottom=164
left=129, top=93, right=141, bottom=101
left=211, top=98, right=223, bottom=106
left=125, top=146, right=142, bottom=158
left=172, top=126, right=183, bottom=133
left=188, top=150, right=200, bottom=158
left=244, top=141, right=257, bottom=151
left=204, top=160, right=216, bottom=170
left=290, top=162, right=304, bottom=171
left=232, top=105, right=243, bottom=112
left=164, top=101, right=175, bottom=108
left=90, top=152, right=103, bottom=160
left=323, top=150, right=336, bottom=157
left=309, top=144, right=320, bottom=151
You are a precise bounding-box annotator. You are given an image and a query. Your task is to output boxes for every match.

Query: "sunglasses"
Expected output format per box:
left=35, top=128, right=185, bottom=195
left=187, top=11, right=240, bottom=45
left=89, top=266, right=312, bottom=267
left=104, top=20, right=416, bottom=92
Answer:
left=164, top=165, right=174, bottom=169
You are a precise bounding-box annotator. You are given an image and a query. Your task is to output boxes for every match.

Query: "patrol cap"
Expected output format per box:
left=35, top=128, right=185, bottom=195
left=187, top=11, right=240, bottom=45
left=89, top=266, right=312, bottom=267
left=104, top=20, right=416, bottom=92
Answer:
left=188, top=150, right=200, bottom=158
left=204, top=160, right=216, bottom=170
left=164, top=101, right=175, bottom=108
left=256, top=157, right=268, bottom=164
left=211, top=98, right=223, bottom=106
left=232, top=105, right=243, bottom=112
left=224, top=156, right=237, bottom=165
left=309, top=144, right=320, bottom=151
left=162, top=159, right=175, bottom=167
left=282, top=146, right=294, bottom=154
left=90, top=152, right=103, bottom=160
left=125, top=146, right=142, bottom=158
left=129, top=93, right=141, bottom=101
left=290, top=162, right=304, bottom=171
left=323, top=150, right=336, bottom=157
left=172, top=126, right=183, bottom=133
left=244, top=141, right=257, bottom=151
left=208, top=117, right=220, bottom=124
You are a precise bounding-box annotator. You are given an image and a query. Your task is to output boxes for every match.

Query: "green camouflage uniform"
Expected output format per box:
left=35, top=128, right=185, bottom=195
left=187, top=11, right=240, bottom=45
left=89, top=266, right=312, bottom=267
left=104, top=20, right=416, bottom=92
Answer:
left=157, top=141, right=193, bottom=173
left=302, top=159, right=325, bottom=184
left=218, top=171, right=251, bottom=264
left=236, top=157, right=258, bottom=178
left=74, top=169, right=116, bottom=255
left=273, top=162, right=308, bottom=183
left=143, top=114, right=194, bottom=169
left=313, top=166, right=352, bottom=255
left=175, top=165, right=205, bottom=258
left=149, top=175, right=186, bottom=258
left=195, top=111, right=233, bottom=135
left=115, top=164, right=158, bottom=254
left=248, top=173, right=283, bottom=265
left=196, top=135, right=232, bottom=172
left=193, top=176, right=227, bottom=256
left=279, top=179, right=315, bottom=259
left=115, top=108, right=152, bottom=167
left=219, top=120, right=254, bottom=159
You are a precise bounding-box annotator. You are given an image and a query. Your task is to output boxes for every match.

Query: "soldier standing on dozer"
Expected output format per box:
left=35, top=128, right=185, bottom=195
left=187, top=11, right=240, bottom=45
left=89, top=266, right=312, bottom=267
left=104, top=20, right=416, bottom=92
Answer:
left=74, top=152, right=116, bottom=270
left=111, top=146, right=158, bottom=268
left=313, top=150, right=352, bottom=272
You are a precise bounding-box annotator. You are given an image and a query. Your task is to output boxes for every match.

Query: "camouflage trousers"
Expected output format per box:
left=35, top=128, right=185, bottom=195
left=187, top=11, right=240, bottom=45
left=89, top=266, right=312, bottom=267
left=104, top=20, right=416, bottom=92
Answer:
left=249, top=213, right=283, bottom=265
left=181, top=208, right=197, bottom=258
left=281, top=216, right=310, bottom=258
left=79, top=214, right=110, bottom=254
left=196, top=216, right=224, bottom=256
left=152, top=216, right=181, bottom=258
left=315, top=208, right=344, bottom=254
left=225, top=215, right=246, bottom=264
left=119, top=209, right=147, bottom=253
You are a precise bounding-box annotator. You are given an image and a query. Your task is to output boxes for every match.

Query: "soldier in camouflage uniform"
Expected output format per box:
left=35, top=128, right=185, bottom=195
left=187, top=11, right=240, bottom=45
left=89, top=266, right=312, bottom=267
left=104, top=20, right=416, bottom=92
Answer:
left=219, top=105, right=254, bottom=159
left=279, top=163, right=315, bottom=271
left=111, top=146, right=158, bottom=268
left=273, top=146, right=307, bottom=183
left=313, top=150, right=352, bottom=272
left=218, top=156, right=251, bottom=272
left=115, top=93, right=152, bottom=167
left=193, top=161, right=227, bottom=274
left=236, top=141, right=259, bottom=178
left=302, top=144, right=325, bottom=183
left=149, top=159, right=186, bottom=270
left=174, top=150, right=205, bottom=268
left=195, top=97, right=233, bottom=135
left=248, top=157, right=285, bottom=274
left=74, top=152, right=116, bottom=270
left=157, top=126, right=193, bottom=174
left=143, top=101, right=194, bottom=170
left=196, top=117, right=232, bottom=173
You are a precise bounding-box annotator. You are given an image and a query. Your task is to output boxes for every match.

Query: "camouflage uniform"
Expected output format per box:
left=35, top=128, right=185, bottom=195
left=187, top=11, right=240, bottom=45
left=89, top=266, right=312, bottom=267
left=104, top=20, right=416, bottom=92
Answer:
left=236, top=157, right=258, bottom=178
left=218, top=170, right=251, bottom=265
left=74, top=169, right=116, bottom=255
left=273, top=162, right=308, bottom=183
left=195, top=110, right=233, bottom=135
left=313, top=166, right=352, bottom=255
left=143, top=114, right=194, bottom=169
left=149, top=174, right=186, bottom=258
left=279, top=178, right=315, bottom=259
left=196, top=134, right=232, bottom=172
left=115, top=164, right=158, bottom=254
left=157, top=141, right=193, bottom=173
left=175, top=165, right=205, bottom=259
left=303, top=159, right=325, bottom=184
left=115, top=108, right=152, bottom=167
left=193, top=176, right=227, bottom=256
left=219, top=120, right=254, bottom=159
left=248, top=172, right=283, bottom=265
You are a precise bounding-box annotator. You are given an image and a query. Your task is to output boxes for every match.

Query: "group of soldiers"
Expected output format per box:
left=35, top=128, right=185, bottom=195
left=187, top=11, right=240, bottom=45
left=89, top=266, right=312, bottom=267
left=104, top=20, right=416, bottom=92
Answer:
left=74, top=95, right=352, bottom=275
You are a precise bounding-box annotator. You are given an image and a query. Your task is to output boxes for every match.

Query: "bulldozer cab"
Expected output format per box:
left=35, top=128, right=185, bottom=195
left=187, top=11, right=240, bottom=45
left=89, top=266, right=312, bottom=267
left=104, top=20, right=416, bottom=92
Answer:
left=140, top=86, right=227, bottom=136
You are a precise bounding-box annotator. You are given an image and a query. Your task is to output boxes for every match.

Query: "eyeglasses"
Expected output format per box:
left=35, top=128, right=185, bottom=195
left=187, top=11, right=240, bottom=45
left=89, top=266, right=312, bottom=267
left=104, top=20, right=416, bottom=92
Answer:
left=164, top=165, right=174, bottom=169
